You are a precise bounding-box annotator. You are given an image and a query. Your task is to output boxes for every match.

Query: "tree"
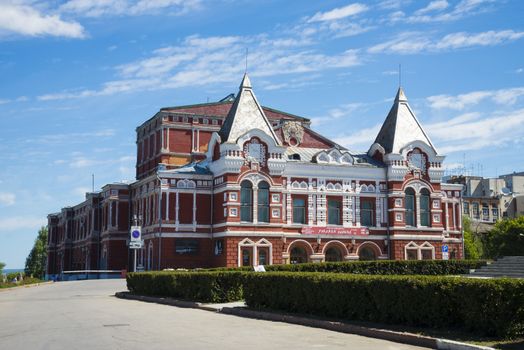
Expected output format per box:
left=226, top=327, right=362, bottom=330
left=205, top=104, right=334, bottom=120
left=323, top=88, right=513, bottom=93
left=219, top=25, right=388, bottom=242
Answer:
left=24, top=226, right=48, bottom=279
left=463, top=216, right=482, bottom=259
left=484, top=216, right=524, bottom=258
left=0, top=261, right=4, bottom=274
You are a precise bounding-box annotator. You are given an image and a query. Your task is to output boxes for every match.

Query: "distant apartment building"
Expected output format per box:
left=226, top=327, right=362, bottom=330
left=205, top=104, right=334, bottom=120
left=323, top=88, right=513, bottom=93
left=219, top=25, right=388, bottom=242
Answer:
left=446, top=172, right=524, bottom=223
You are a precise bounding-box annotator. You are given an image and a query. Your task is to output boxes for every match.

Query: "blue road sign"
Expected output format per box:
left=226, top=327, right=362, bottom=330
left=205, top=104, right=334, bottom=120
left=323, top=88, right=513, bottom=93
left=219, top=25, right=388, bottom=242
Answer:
left=442, top=245, right=449, bottom=253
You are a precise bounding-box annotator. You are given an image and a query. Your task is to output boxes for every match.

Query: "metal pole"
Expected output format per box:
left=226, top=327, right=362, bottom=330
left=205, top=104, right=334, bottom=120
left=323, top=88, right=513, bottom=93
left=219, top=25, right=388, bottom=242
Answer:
left=157, top=175, right=162, bottom=270
left=134, top=248, right=137, bottom=273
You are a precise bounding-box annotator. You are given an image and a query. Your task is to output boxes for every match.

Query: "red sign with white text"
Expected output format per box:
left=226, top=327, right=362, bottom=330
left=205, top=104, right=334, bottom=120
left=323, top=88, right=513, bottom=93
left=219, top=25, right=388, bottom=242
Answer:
left=301, top=226, right=369, bottom=236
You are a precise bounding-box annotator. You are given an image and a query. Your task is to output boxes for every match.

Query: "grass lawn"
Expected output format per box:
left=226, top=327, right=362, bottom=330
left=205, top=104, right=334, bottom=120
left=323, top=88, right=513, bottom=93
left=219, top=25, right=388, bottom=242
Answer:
left=0, top=278, right=43, bottom=289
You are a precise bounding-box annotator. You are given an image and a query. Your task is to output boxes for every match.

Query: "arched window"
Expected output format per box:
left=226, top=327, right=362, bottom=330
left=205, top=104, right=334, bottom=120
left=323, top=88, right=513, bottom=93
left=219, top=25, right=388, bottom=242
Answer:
left=240, top=181, right=253, bottom=222
left=420, top=188, right=431, bottom=227
left=358, top=246, right=377, bottom=260
left=290, top=246, right=308, bottom=264
left=405, top=188, right=415, bottom=226
left=325, top=247, right=343, bottom=262
left=258, top=181, right=270, bottom=223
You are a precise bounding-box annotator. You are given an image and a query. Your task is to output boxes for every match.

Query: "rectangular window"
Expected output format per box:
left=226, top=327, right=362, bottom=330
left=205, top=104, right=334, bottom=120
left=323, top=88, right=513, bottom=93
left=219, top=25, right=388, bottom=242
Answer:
left=328, top=199, right=341, bottom=225
left=360, top=200, right=374, bottom=226
left=175, top=239, right=199, bottom=254
left=421, top=249, right=433, bottom=260
left=293, top=198, right=306, bottom=224
left=463, top=202, right=469, bottom=214
left=472, top=203, right=480, bottom=219
left=406, top=249, right=418, bottom=260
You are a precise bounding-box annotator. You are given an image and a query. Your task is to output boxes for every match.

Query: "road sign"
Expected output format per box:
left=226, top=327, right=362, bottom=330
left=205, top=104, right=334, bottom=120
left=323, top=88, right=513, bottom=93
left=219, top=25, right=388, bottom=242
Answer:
left=442, top=245, right=449, bottom=253
left=130, top=226, right=141, bottom=242
left=129, top=241, right=144, bottom=249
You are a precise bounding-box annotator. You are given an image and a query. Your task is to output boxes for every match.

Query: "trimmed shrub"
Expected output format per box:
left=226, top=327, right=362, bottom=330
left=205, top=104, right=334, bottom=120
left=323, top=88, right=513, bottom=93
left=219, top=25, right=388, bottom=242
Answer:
left=207, top=260, right=488, bottom=275
left=127, top=271, right=245, bottom=303
left=243, top=272, right=524, bottom=338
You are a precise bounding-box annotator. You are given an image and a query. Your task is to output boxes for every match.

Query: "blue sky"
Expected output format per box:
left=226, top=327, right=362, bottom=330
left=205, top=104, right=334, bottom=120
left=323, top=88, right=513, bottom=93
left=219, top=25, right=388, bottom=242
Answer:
left=1, top=0, right=523, bottom=268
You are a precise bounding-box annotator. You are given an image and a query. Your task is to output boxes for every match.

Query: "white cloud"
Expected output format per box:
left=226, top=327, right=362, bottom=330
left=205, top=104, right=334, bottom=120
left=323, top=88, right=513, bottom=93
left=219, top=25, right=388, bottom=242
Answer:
left=516, top=68, right=524, bottom=74
left=38, top=33, right=361, bottom=100
left=368, top=30, right=524, bottom=54
left=414, top=0, right=448, bottom=15
left=0, top=192, right=16, bottom=206
left=0, top=216, right=46, bottom=232
left=0, top=2, right=85, bottom=38
left=308, top=3, right=368, bottom=22
left=31, top=129, right=116, bottom=144
left=312, top=103, right=364, bottom=126
left=427, top=87, right=524, bottom=110
left=405, top=0, right=494, bottom=23
left=333, top=124, right=382, bottom=151
left=59, top=0, right=201, bottom=17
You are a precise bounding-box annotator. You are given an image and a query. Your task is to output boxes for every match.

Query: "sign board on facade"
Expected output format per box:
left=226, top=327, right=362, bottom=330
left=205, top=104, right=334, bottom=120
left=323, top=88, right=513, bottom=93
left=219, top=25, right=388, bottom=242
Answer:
left=301, top=227, right=369, bottom=236
left=129, top=241, right=144, bottom=249
left=253, top=265, right=266, bottom=272
left=442, top=245, right=449, bottom=260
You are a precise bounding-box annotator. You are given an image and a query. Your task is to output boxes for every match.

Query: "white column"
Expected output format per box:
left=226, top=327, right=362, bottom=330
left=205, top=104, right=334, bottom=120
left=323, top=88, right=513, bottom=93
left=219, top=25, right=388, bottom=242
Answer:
left=192, top=191, right=197, bottom=231
left=165, top=191, right=169, bottom=220
left=343, top=195, right=350, bottom=227
left=308, top=194, right=314, bottom=225
left=452, top=202, right=456, bottom=230
left=444, top=202, right=449, bottom=231
left=375, top=196, right=381, bottom=227
left=175, top=192, right=179, bottom=228
left=416, top=194, right=421, bottom=228
left=355, top=196, right=361, bottom=227
left=286, top=193, right=292, bottom=225
left=252, top=186, right=258, bottom=224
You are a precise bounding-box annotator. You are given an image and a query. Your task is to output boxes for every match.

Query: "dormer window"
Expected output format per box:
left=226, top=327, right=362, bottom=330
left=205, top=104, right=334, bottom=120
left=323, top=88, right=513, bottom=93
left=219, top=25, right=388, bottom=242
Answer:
left=288, top=153, right=301, bottom=160
left=408, top=149, right=427, bottom=173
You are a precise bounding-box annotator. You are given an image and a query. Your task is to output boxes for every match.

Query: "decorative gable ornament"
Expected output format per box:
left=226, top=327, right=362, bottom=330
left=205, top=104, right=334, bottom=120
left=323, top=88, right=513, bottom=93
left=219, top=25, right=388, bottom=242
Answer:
left=282, top=121, right=305, bottom=146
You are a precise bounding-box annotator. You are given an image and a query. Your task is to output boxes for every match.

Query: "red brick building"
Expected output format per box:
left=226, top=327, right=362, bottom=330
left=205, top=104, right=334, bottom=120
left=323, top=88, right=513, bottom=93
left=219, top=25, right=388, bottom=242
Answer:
left=46, top=74, right=463, bottom=277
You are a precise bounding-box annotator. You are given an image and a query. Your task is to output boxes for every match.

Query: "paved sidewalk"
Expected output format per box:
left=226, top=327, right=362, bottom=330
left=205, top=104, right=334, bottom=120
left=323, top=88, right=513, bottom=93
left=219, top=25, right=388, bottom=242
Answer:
left=116, top=292, right=494, bottom=350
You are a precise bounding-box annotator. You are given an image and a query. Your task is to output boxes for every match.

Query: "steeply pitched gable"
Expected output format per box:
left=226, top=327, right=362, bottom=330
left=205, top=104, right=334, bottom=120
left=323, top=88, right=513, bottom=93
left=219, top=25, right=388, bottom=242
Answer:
left=219, top=74, right=281, bottom=145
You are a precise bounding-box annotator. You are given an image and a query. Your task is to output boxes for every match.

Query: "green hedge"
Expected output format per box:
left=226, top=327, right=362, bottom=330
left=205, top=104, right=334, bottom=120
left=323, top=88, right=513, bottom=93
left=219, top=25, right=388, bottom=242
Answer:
left=127, top=271, right=245, bottom=303
left=207, top=259, right=488, bottom=275
left=243, top=272, right=524, bottom=337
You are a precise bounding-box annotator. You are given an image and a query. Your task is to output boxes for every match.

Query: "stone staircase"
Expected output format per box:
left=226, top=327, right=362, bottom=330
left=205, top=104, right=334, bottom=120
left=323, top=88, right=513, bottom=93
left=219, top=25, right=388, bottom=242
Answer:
left=469, top=256, right=524, bottom=278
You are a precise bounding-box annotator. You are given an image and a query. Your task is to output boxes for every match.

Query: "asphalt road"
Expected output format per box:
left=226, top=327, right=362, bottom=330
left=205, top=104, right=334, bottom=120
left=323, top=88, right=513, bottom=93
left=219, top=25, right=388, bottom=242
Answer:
left=0, top=279, right=427, bottom=350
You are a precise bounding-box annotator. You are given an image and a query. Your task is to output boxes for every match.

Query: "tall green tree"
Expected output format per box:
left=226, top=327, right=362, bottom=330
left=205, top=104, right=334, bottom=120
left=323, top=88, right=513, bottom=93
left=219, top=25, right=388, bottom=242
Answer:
left=0, top=261, right=5, bottom=274
left=463, top=216, right=482, bottom=259
left=484, top=216, right=524, bottom=258
left=24, top=226, right=48, bottom=279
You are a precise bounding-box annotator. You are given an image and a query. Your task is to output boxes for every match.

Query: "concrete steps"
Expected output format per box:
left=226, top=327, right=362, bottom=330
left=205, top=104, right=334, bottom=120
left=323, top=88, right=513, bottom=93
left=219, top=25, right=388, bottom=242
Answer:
left=469, top=256, right=524, bottom=278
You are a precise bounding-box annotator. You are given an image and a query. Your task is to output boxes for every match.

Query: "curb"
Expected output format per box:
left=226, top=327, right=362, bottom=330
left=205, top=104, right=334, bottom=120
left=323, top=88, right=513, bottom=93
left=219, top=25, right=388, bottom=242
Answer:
left=115, top=292, right=494, bottom=350
left=0, top=281, right=54, bottom=292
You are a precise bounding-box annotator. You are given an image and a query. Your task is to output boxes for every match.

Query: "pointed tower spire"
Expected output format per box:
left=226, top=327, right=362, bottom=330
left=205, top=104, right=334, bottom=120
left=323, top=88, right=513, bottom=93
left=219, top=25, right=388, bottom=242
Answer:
left=372, top=87, right=437, bottom=155
left=219, top=73, right=280, bottom=145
